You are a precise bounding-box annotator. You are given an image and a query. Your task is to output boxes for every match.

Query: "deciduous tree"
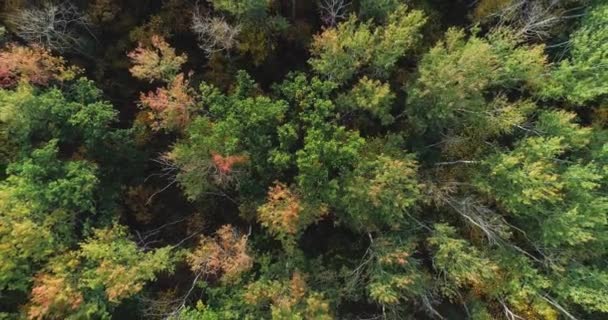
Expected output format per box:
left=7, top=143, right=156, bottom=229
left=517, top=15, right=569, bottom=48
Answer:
left=310, top=5, right=426, bottom=84
left=128, top=35, right=187, bottom=83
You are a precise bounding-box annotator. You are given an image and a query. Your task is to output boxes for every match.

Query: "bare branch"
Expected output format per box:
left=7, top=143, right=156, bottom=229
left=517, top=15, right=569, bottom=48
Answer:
left=421, top=292, right=445, bottom=320
left=434, top=160, right=481, bottom=166
left=8, top=1, right=93, bottom=52
left=540, top=294, right=580, bottom=320
left=500, top=299, right=525, bottom=320
left=191, top=9, right=240, bottom=57
left=318, top=0, right=350, bottom=27
left=490, top=0, right=589, bottom=41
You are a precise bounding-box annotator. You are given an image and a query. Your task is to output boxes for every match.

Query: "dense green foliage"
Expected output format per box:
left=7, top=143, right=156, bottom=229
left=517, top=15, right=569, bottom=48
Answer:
left=1, top=0, right=607, bottom=319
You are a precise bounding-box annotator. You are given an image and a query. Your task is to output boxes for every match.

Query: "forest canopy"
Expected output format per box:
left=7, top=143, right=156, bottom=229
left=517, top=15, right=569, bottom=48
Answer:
left=1, top=0, right=607, bottom=319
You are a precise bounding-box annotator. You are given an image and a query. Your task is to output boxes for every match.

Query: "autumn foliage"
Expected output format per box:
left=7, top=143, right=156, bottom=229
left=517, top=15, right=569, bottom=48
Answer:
left=243, top=271, right=333, bottom=319
left=257, top=182, right=328, bottom=251
left=187, top=225, right=252, bottom=282
left=139, top=73, right=194, bottom=131
left=27, top=274, right=83, bottom=320
left=257, top=182, right=303, bottom=236
left=210, top=152, right=248, bottom=185
left=2, top=1, right=608, bottom=319
left=128, top=35, right=187, bottom=83
left=0, top=44, right=77, bottom=87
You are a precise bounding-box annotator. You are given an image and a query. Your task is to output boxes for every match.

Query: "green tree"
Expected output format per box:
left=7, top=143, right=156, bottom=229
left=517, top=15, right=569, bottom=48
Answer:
left=335, top=76, right=396, bottom=125
left=340, top=153, right=421, bottom=232
left=406, top=27, right=546, bottom=158
left=26, top=225, right=175, bottom=319
left=542, top=2, right=608, bottom=104
left=309, top=5, right=426, bottom=84
left=0, top=140, right=98, bottom=292
left=169, top=72, right=287, bottom=201
left=476, top=111, right=608, bottom=248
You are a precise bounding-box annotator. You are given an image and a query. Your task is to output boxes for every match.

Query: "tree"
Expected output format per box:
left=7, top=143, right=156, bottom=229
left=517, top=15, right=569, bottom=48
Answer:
left=209, top=0, right=269, bottom=19
left=139, top=73, right=194, bottom=131
left=556, top=267, right=608, bottom=313
left=191, top=12, right=240, bottom=57
left=129, top=35, right=195, bottom=132
left=309, top=4, right=426, bottom=84
left=243, top=272, right=332, bottom=319
left=0, top=79, right=118, bottom=153
left=406, top=27, right=546, bottom=158
left=542, top=2, right=608, bottom=104
left=257, top=182, right=327, bottom=250
left=295, top=125, right=364, bottom=203
left=472, top=0, right=586, bottom=41
left=168, top=72, right=287, bottom=200
left=318, top=0, right=350, bottom=27
left=364, top=235, right=428, bottom=311
left=208, top=0, right=289, bottom=64
left=359, top=0, right=399, bottom=22
left=187, top=225, right=252, bottom=283
left=128, top=35, right=187, bottom=83
left=335, top=76, right=396, bottom=125
left=8, top=2, right=93, bottom=53
left=475, top=110, right=607, bottom=249
left=87, top=0, right=121, bottom=23
left=0, top=44, right=78, bottom=88
left=26, top=225, right=175, bottom=319
left=0, top=140, right=97, bottom=293
left=428, top=224, right=498, bottom=298
left=340, top=154, right=421, bottom=232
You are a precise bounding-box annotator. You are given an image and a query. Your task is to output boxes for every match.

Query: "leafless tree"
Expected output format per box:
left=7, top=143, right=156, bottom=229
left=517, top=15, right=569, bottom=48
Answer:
left=492, top=0, right=588, bottom=41
left=8, top=1, right=93, bottom=52
left=191, top=9, right=240, bottom=57
left=318, top=0, right=350, bottom=27
left=140, top=271, right=202, bottom=319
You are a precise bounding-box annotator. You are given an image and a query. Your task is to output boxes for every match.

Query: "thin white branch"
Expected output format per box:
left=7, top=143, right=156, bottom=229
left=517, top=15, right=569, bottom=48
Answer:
left=318, top=0, right=350, bottom=27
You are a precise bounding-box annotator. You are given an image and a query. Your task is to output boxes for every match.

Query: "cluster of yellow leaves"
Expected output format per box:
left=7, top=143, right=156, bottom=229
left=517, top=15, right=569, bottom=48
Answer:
left=368, top=277, right=414, bottom=305
left=338, top=76, right=395, bottom=125
left=491, top=137, right=565, bottom=207
left=378, top=247, right=411, bottom=267
left=244, top=272, right=332, bottom=320
left=78, top=226, right=175, bottom=303
left=128, top=35, right=187, bottom=83
left=310, top=5, right=426, bottom=83
left=187, top=225, right=252, bottom=282
left=97, top=261, right=147, bottom=302
left=368, top=239, right=420, bottom=305
left=0, top=44, right=78, bottom=88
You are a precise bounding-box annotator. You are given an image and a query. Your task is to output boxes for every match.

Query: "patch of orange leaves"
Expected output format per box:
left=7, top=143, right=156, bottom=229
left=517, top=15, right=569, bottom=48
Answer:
left=139, top=73, right=193, bottom=130
left=187, top=224, right=252, bottom=282
left=211, top=152, right=248, bottom=174
left=28, top=274, right=83, bottom=320
left=0, top=44, right=77, bottom=88
left=257, top=182, right=302, bottom=235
